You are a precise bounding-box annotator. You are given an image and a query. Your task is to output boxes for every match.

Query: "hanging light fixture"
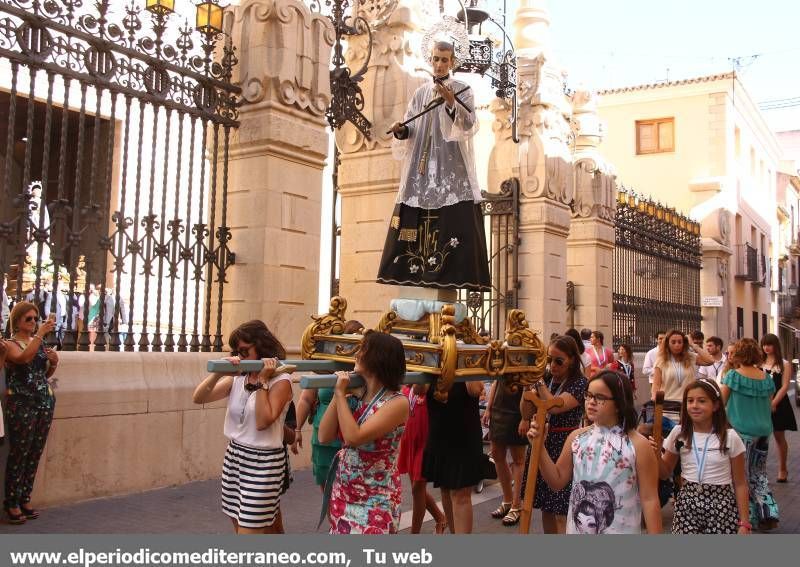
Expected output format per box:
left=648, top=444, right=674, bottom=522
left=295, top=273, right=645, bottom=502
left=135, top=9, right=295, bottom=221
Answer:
left=196, top=0, right=225, bottom=36
left=145, top=0, right=175, bottom=16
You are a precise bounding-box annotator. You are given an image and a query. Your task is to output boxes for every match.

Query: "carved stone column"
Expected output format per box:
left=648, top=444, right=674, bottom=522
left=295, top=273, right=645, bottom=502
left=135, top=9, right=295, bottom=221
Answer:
left=222, top=0, right=334, bottom=343
left=700, top=210, right=733, bottom=342
left=566, top=90, right=616, bottom=336
left=335, top=1, right=429, bottom=323
left=510, top=0, right=573, bottom=340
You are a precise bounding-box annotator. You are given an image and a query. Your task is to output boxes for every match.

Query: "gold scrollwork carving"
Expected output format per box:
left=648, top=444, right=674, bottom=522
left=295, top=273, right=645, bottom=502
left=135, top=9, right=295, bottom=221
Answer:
left=464, top=353, right=487, bottom=369
left=375, top=310, right=398, bottom=334
left=335, top=343, right=360, bottom=357
left=405, top=352, right=425, bottom=365
left=503, top=309, right=546, bottom=392
left=434, top=304, right=458, bottom=403
left=300, top=296, right=348, bottom=359
left=488, top=340, right=505, bottom=375
left=455, top=318, right=489, bottom=345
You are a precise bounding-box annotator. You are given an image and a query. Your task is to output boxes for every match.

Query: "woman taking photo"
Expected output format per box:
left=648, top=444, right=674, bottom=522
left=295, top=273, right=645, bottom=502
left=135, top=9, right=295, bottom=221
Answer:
left=652, top=329, right=713, bottom=423
left=721, top=338, right=779, bottom=530
left=526, top=335, right=588, bottom=533
left=759, top=333, right=796, bottom=483
left=3, top=301, right=58, bottom=524
left=319, top=331, right=409, bottom=534
left=527, top=370, right=661, bottom=534
left=193, top=320, right=293, bottom=534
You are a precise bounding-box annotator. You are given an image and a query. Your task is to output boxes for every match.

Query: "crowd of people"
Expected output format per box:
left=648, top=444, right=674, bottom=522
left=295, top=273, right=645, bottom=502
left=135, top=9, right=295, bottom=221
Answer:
left=190, top=319, right=795, bottom=536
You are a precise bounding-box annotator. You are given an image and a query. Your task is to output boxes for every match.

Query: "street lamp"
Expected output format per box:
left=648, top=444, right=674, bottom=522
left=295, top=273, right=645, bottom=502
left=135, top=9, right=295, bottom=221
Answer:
left=196, top=0, right=225, bottom=36
left=145, top=0, right=175, bottom=16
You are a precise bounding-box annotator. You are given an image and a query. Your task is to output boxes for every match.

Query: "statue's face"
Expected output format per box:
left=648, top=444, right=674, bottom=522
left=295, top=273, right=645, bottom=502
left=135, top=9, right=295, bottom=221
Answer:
left=430, top=47, right=454, bottom=77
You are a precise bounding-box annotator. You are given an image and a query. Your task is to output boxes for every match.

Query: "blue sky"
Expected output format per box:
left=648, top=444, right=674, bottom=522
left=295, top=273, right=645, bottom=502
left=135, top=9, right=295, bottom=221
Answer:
left=501, top=0, right=800, bottom=129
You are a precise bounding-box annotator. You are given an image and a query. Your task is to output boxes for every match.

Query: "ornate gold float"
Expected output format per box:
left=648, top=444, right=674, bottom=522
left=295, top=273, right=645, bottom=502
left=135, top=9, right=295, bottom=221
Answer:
left=300, top=296, right=546, bottom=401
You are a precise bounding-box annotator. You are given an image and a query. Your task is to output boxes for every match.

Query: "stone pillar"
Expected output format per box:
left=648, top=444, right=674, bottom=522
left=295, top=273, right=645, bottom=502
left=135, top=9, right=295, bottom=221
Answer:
left=335, top=2, right=427, bottom=324
left=223, top=0, right=333, bottom=344
left=566, top=91, right=616, bottom=337
left=700, top=209, right=734, bottom=342
left=509, top=0, right=573, bottom=340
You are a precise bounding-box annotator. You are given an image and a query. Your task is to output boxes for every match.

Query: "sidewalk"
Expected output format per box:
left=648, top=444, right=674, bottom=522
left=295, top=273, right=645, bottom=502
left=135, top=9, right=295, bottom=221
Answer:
left=2, top=431, right=798, bottom=534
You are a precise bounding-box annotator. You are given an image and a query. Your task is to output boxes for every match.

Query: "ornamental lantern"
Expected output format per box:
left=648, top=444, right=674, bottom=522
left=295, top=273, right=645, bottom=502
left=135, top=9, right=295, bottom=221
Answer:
left=145, top=0, right=175, bottom=16
left=196, top=0, right=225, bottom=36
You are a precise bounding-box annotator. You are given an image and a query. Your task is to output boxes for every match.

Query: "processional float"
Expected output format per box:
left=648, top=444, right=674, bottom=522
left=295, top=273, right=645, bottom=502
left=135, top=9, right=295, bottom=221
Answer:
left=208, top=296, right=552, bottom=533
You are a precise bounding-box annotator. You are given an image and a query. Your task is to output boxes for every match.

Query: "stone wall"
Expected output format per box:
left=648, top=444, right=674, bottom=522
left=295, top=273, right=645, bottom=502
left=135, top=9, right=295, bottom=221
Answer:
left=0, top=351, right=312, bottom=507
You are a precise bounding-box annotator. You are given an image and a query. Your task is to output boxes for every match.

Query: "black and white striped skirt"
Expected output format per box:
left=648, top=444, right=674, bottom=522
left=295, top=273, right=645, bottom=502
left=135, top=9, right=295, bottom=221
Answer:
left=221, top=440, right=288, bottom=529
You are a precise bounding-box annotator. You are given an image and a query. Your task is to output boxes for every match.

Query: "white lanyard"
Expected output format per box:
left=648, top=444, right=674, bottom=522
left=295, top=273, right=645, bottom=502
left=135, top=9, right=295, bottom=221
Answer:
left=692, top=433, right=713, bottom=484
left=593, top=347, right=606, bottom=366
left=670, top=357, right=685, bottom=385
left=358, top=387, right=387, bottom=426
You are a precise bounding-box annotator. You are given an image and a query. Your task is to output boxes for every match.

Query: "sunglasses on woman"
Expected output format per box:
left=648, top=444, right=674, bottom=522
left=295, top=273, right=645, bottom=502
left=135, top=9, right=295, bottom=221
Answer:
left=546, top=355, right=565, bottom=367
left=23, top=315, right=37, bottom=323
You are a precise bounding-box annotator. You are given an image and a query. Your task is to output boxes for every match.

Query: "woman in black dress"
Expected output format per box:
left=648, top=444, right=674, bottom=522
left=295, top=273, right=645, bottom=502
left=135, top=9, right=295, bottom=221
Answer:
left=760, top=334, right=797, bottom=482
left=483, top=379, right=527, bottom=526
left=526, top=335, right=587, bottom=533
left=422, top=380, right=485, bottom=533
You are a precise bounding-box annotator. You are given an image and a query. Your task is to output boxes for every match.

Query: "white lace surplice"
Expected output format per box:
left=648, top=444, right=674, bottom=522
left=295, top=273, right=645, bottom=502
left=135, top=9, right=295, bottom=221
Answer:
left=392, top=79, right=481, bottom=209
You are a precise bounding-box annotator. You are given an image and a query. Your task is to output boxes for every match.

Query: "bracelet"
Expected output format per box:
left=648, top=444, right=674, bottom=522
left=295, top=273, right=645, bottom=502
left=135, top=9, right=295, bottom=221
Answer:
left=737, top=519, right=752, bottom=529
left=33, top=335, right=42, bottom=341
left=294, top=429, right=302, bottom=433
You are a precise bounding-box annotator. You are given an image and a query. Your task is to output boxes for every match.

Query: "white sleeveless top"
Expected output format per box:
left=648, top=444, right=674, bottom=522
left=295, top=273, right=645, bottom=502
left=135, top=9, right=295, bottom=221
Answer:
left=224, top=373, right=292, bottom=449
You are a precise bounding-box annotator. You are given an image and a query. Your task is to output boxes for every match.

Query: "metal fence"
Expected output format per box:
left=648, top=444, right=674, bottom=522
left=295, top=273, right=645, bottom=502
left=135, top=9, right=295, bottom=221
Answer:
left=612, top=188, right=702, bottom=352
left=0, top=0, right=239, bottom=351
left=458, top=177, right=520, bottom=339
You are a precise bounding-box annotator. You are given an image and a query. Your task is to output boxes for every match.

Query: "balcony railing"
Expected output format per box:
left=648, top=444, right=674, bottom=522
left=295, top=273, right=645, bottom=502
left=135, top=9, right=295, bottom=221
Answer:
left=735, top=243, right=758, bottom=281
left=755, top=254, right=768, bottom=287
left=779, top=291, right=800, bottom=321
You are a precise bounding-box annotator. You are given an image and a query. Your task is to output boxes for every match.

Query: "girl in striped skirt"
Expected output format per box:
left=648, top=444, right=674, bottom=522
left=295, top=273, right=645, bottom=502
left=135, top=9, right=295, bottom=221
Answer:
left=193, top=320, right=293, bottom=534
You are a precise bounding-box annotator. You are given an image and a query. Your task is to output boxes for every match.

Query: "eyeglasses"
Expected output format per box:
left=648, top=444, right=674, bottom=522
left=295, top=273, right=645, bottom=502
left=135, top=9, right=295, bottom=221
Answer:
left=235, top=344, right=254, bottom=358
left=546, top=355, right=566, bottom=367
left=585, top=392, right=613, bottom=404
left=23, top=315, right=37, bottom=323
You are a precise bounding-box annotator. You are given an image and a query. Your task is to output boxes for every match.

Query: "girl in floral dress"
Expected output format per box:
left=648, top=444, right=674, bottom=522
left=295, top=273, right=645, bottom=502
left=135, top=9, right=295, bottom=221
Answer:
left=527, top=370, right=662, bottom=534
left=319, top=331, right=409, bottom=534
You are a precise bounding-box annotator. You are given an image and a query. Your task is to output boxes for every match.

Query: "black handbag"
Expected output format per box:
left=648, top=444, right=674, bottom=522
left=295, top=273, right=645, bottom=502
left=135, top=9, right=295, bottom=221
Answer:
left=481, top=453, right=498, bottom=480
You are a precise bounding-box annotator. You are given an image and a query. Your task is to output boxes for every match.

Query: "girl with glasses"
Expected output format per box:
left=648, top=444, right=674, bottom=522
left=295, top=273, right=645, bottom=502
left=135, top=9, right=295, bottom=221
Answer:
left=192, top=320, right=293, bottom=534
left=527, top=370, right=662, bottom=534
left=3, top=301, right=58, bottom=524
left=521, top=335, right=588, bottom=533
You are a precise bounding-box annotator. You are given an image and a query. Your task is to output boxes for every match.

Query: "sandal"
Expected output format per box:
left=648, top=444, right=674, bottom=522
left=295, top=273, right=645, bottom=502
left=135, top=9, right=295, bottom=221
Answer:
left=5, top=509, right=26, bottom=525
left=491, top=501, right=512, bottom=519
left=434, top=520, right=448, bottom=534
left=20, top=505, right=38, bottom=520
left=502, top=508, right=522, bottom=526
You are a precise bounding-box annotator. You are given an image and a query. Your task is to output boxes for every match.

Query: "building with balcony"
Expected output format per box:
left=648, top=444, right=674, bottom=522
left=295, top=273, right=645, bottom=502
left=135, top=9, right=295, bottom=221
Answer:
left=596, top=73, right=782, bottom=344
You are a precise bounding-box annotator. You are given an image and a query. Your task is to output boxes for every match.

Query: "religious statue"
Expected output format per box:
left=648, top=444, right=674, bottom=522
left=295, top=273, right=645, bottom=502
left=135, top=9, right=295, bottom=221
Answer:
left=376, top=33, right=490, bottom=291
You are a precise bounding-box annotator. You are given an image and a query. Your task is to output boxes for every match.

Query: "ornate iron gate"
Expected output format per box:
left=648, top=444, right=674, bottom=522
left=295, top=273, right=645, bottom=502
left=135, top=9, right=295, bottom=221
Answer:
left=612, top=188, right=702, bottom=352
left=458, top=177, right=520, bottom=339
left=0, top=0, right=239, bottom=351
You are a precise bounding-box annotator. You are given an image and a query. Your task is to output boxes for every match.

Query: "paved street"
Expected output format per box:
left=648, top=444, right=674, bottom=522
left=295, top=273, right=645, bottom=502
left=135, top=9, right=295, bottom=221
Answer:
left=2, top=398, right=798, bottom=534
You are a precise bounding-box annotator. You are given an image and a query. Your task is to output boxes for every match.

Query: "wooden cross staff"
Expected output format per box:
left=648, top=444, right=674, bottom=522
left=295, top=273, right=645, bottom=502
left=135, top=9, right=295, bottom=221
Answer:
left=651, top=391, right=665, bottom=450
left=519, top=386, right=564, bottom=534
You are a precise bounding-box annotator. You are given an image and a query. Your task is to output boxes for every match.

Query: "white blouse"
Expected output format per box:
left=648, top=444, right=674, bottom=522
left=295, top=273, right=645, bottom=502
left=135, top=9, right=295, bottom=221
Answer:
left=223, top=373, right=292, bottom=449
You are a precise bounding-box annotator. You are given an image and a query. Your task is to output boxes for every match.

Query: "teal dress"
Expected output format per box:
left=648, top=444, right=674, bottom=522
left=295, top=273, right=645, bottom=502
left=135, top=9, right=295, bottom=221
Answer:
left=722, top=370, right=779, bottom=527
left=311, top=388, right=341, bottom=486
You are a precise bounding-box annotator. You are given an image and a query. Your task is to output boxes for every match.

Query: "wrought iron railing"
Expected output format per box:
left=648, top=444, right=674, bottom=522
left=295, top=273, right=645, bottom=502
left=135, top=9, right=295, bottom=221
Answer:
left=612, top=188, right=702, bottom=352
left=458, top=177, right=520, bottom=339
left=734, top=243, right=758, bottom=281
left=0, top=0, right=239, bottom=351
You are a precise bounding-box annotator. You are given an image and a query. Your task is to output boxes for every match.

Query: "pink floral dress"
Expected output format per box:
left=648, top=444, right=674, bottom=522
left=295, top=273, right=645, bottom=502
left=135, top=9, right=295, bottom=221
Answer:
left=329, top=392, right=405, bottom=534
